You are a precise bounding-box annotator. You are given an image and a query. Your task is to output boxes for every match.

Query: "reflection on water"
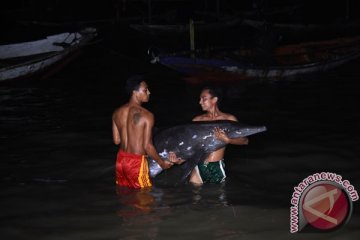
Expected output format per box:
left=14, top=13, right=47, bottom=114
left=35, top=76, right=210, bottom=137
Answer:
left=116, top=183, right=229, bottom=218
left=116, top=187, right=156, bottom=216
left=190, top=183, right=228, bottom=206
left=114, top=183, right=234, bottom=240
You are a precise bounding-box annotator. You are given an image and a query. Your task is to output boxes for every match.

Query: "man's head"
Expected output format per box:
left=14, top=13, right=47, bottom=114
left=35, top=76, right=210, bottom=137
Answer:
left=199, top=86, right=222, bottom=111
left=126, top=75, right=150, bottom=102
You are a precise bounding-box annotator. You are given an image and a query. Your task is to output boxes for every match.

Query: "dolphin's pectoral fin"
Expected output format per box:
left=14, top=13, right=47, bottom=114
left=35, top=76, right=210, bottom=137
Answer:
left=178, top=154, right=207, bottom=184
left=152, top=152, right=207, bottom=187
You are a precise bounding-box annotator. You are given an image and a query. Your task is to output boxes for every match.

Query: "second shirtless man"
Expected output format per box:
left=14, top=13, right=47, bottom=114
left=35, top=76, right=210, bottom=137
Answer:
left=190, top=86, right=249, bottom=185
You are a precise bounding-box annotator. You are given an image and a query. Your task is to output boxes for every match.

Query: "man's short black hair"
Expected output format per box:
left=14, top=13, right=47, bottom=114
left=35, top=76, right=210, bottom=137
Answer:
left=125, top=75, right=144, bottom=95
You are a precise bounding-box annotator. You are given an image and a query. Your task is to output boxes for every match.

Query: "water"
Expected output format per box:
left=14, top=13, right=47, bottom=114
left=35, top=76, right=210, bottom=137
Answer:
left=1, top=26, right=360, bottom=239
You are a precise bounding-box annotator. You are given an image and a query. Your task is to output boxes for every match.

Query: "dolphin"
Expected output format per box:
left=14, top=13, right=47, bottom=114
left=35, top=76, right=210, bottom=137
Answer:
left=148, top=120, right=266, bottom=186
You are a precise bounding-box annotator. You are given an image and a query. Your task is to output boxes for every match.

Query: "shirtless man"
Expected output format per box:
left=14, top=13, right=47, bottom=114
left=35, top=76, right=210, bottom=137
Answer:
left=190, top=86, right=249, bottom=185
left=112, top=75, right=182, bottom=188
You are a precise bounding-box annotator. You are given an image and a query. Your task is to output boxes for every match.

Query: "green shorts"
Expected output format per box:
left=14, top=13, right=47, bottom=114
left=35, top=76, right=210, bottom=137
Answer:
left=198, top=160, right=226, bottom=183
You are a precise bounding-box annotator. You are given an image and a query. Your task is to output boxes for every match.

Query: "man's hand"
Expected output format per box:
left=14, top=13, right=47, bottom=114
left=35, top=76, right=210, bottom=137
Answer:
left=159, top=160, right=173, bottom=169
left=159, top=152, right=185, bottom=169
left=168, top=152, right=185, bottom=165
left=213, top=127, right=249, bottom=145
left=213, top=127, right=230, bottom=143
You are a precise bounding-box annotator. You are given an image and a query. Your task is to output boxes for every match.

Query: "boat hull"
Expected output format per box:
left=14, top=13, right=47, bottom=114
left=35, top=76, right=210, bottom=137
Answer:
left=0, top=28, right=97, bottom=82
left=151, top=36, right=360, bottom=83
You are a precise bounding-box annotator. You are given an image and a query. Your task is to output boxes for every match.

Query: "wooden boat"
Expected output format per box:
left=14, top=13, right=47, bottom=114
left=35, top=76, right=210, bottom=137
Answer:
left=0, top=28, right=97, bottom=82
left=149, top=35, right=360, bottom=83
left=242, top=18, right=360, bottom=41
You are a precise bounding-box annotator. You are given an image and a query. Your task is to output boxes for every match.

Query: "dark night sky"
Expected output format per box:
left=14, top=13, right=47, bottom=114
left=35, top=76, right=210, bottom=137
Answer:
left=1, top=0, right=359, bottom=23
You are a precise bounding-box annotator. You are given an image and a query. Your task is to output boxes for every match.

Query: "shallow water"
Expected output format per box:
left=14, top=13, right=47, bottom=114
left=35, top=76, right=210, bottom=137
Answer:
left=1, top=26, right=360, bottom=239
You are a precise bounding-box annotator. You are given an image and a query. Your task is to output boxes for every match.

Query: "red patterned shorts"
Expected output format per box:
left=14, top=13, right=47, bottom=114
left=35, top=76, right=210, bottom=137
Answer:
left=116, top=150, right=152, bottom=189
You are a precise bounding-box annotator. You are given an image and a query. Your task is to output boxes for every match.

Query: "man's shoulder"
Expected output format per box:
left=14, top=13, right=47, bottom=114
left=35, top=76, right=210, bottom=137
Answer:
left=192, top=113, right=238, bottom=121
left=222, top=113, right=238, bottom=121
left=141, top=107, right=153, bottom=118
left=129, top=105, right=153, bottom=120
left=192, top=114, right=207, bottom=121
left=113, top=104, right=128, bottom=115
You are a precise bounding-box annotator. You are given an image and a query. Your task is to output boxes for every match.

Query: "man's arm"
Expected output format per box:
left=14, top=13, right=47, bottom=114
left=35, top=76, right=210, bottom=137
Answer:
left=112, top=115, right=121, bottom=145
left=143, top=113, right=173, bottom=169
left=214, top=114, right=248, bottom=145
left=227, top=136, right=249, bottom=145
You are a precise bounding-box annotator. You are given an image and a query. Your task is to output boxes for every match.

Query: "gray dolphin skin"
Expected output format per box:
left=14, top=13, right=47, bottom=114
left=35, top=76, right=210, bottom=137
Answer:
left=148, top=120, right=266, bottom=186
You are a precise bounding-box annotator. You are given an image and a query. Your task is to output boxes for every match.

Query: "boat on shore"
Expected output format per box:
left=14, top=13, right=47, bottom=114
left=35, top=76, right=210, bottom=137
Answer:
left=149, top=35, right=360, bottom=84
left=242, top=18, right=360, bottom=41
left=0, top=28, right=97, bottom=82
